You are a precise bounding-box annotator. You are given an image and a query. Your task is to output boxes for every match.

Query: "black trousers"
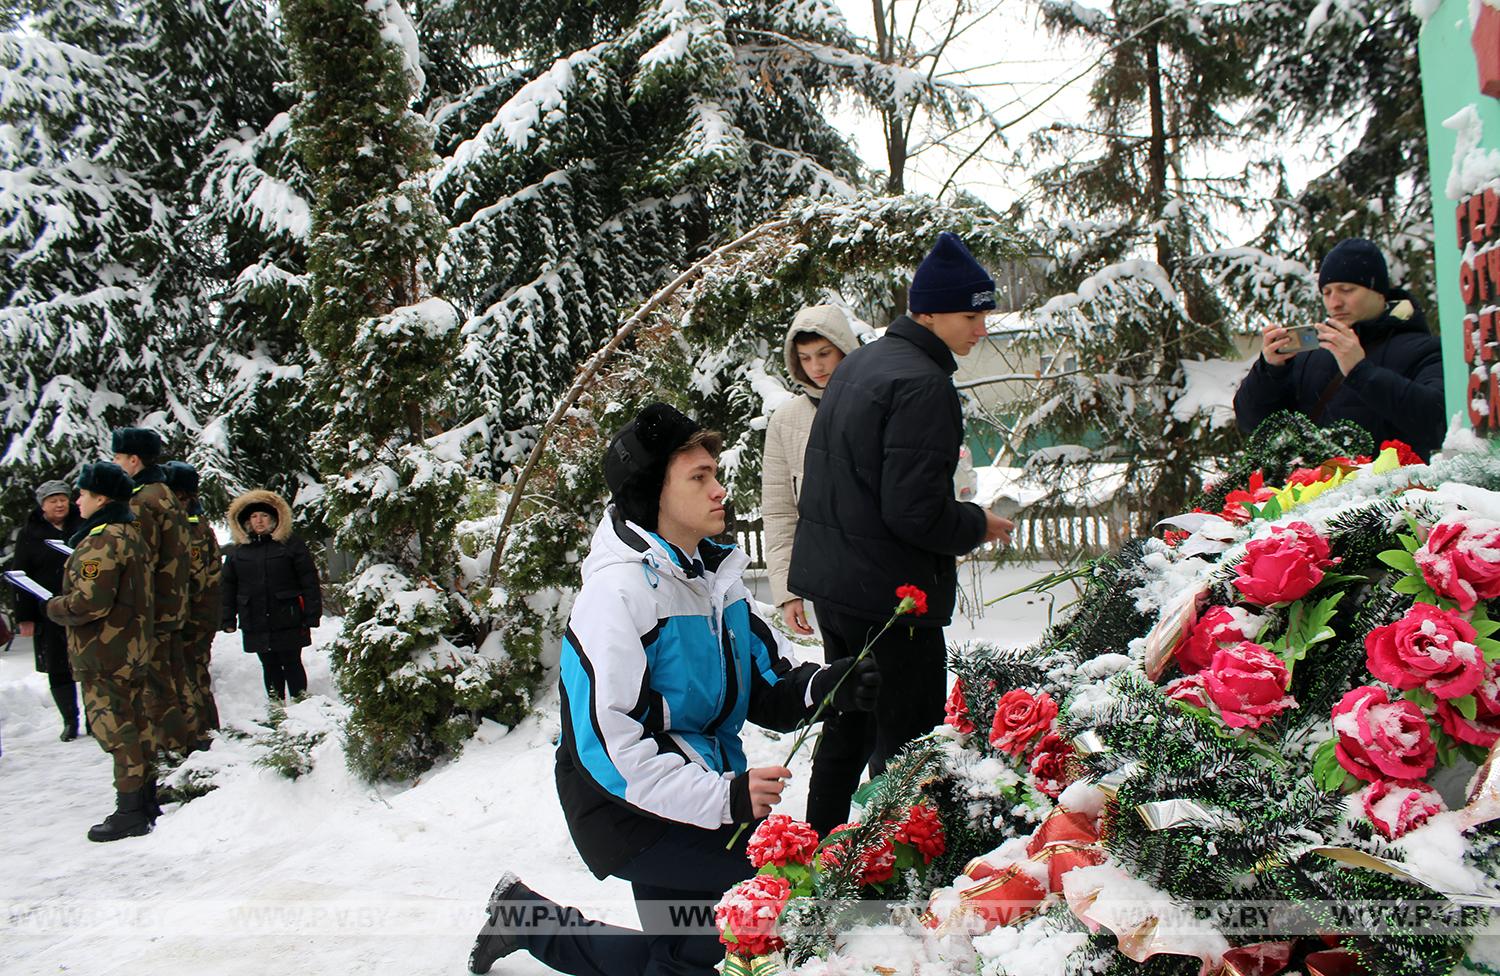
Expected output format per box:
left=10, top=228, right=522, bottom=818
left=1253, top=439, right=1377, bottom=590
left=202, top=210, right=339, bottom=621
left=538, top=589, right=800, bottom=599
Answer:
left=804, top=603, right=946, bottom=838
left=49, top=669, right=79, bottom=729
left=256, top=649, right=307, bottom=701
left=514, top=821, right=754, bottom=976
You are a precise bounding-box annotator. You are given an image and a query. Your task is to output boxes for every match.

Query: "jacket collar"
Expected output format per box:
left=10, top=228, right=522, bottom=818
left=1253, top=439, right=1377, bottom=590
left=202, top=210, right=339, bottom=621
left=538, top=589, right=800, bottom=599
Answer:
left=133, top=464, right=167, bottom=487
left=68, top=501, right=133, bottom=547
left=887, top=316, right=958, bottom=375
left=592, top=506, right=748, bottom=590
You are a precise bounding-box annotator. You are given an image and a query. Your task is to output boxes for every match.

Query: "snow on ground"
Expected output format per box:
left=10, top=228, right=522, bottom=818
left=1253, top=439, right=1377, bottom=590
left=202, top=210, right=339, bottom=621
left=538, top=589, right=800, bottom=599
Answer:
left=0, top=559, right=1060, bottom=976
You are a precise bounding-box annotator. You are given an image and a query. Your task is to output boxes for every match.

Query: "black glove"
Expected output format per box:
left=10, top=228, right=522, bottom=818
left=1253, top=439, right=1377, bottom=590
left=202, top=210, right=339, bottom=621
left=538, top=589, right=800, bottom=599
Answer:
left=810, top=656, right=881, bottom=713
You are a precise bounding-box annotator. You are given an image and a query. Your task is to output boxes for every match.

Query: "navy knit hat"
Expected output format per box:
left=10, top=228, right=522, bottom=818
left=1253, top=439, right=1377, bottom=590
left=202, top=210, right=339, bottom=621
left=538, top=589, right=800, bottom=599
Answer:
left=605, top=403, right=702, bottom=530
left=908, top=232, right=997, bottom=314
left=162, top=460, right=200, bottom=495
left=1318, top=238, right=1390, bottom=296
left=111, top=426, right=163, bottom=462
left=77, top=462, right=135, bottom=502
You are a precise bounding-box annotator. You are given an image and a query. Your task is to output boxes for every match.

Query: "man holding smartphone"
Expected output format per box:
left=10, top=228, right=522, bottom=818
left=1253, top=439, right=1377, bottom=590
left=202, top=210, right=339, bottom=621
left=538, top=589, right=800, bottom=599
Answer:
left=1233, top=237, right=1445, bottom=459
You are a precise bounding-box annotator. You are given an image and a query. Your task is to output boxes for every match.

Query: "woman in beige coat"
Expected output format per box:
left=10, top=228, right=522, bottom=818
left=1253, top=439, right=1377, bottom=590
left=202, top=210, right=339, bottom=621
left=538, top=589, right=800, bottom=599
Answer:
left=761, top=305, right=860, bottom=634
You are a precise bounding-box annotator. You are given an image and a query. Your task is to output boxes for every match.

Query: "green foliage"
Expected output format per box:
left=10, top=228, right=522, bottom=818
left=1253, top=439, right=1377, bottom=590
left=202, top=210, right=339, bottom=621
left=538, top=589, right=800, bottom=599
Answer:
left=254, top=701, right=325, bottom=780
left=1193, top=411, right=1374, bottom=515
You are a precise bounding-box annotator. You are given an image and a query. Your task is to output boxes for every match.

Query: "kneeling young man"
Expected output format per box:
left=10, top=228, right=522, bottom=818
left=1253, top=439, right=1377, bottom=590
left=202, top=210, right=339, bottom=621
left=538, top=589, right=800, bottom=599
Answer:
left=470, top=403, right=879, bottom=976
left=46, top=462, right=155, bottom=841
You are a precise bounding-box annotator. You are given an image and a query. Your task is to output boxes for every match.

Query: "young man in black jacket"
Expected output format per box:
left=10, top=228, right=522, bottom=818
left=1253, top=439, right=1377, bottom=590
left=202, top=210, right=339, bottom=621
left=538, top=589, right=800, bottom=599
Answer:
left=789, top=231, right=1014, bottom=837
left=1233, top=238, right=1446, bottom=459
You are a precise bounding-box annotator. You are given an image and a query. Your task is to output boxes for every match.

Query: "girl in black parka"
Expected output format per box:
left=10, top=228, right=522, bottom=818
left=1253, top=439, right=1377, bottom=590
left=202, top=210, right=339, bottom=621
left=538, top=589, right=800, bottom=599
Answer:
left=221, top=489, right=322, bottom=700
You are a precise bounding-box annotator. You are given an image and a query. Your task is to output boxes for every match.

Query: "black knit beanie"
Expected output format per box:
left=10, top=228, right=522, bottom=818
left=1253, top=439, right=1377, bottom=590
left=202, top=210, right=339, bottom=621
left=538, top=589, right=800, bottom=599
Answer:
left=908, top=232, right=997, bottom=314
left=604, top=403, right=701, bottom=530
left=1318, top=238, right=1390, bottom=296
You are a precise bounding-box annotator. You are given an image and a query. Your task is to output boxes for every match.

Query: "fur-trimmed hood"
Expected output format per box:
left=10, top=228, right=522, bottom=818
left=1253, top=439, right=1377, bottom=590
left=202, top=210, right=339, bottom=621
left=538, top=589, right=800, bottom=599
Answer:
left=227, top=489, right=294, bottom=544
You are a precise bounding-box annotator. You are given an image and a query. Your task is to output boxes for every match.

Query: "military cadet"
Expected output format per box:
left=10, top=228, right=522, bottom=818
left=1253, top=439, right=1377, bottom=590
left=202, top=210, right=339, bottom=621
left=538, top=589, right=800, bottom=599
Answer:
left=164, top=461, right=221, bottom=741
left=111, top=427, right=196, bottom=755
left=46, top=462, right=155, bottom=841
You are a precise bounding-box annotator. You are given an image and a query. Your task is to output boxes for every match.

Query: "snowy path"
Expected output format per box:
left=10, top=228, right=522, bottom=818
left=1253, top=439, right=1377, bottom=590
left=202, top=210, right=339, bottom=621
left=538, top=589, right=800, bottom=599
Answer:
left=0, top=561, right=1059, bottom=975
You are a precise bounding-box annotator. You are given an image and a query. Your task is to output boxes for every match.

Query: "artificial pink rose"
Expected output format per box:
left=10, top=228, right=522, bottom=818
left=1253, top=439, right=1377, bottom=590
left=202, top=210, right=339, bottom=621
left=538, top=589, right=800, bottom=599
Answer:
left=1331, top=686, right=1438, bottom=783
left=1174, top=606, right=1266, bottom=675
left=1365, top=602, right=1483, bottom=700
left=1232, top=522, right=1335, bottom=606
left=1414, top=518, right=1500, bottom=612
left=1164, top=673, right=1212, bottom=709
left=1027, top=732, right=1075, bottom=798
left=746, top=814, right=821, bottom=868
left=1361, top=780, right=1445, bottom=839
left=1436, top=660, right=1500, bottom=746
left=988, top=689, right=1059, bottom=758
left=945, top=680, right=975, bottom=734
left=1202, top=642, right=1296, bottom=730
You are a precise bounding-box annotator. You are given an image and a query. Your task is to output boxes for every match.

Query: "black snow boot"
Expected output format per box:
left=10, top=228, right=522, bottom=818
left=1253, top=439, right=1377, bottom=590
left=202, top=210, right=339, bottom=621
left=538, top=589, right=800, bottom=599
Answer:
left=87, top=790, right=152, bottom=842
left=59, top=720, right=78, bottom=742
left=469, top=873, right=534, bottom=974
left=143, top=777, right=163, bottom=822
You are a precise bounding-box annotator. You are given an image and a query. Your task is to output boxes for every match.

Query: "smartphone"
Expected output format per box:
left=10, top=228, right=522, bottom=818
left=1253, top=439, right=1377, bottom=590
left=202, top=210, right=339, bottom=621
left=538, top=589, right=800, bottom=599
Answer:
left=1284, top=324, right=1322, bottom=354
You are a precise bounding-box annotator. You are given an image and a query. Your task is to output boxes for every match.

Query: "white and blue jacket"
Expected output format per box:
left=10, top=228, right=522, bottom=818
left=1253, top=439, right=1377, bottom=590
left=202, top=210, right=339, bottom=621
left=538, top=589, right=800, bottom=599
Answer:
left=556, top=507, right=823, bottom=878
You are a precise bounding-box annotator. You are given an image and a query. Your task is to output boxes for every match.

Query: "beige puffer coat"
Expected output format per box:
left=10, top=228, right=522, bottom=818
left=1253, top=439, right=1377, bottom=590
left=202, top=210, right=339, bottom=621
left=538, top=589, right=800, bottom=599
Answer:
left=761, top=306, right=860, bottom=607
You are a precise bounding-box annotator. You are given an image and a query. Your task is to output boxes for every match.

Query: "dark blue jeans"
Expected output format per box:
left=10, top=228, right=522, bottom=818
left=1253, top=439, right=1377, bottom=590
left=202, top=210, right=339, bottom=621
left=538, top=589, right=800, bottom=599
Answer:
left=516, top=821, right=755, bottom=976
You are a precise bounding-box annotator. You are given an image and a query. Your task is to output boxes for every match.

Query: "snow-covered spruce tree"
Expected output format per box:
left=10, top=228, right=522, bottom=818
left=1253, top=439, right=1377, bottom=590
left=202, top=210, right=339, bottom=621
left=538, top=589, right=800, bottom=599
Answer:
left=1007, top=0, right=1267, bottom=528
left=0, top=2, right=193, bottom=543
left=282, top=0, right=533, bottom=781
left=427, top=0, right=982, bottom=475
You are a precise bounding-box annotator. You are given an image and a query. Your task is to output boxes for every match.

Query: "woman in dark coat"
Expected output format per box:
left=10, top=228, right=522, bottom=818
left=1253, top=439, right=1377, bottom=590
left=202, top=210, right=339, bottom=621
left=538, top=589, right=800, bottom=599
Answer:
left=10, top=480, right=84, bottom=739
left=221, top=489, right=322, bottom=700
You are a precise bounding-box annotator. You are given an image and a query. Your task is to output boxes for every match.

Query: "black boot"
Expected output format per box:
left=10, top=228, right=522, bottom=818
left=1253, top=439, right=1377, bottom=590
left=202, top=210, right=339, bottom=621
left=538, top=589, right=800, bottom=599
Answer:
left=87, top=789, right=152, bottom=842
left=143, top=777, right=163, bottom=822
left=469, top=873, right=532, bottom=974
left=60, top=719, right=78, bottom=742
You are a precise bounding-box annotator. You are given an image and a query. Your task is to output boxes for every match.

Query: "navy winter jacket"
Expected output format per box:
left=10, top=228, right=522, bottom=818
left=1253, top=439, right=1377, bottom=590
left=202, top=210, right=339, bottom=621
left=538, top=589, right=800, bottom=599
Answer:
left=1232, top=292, right=1446, bottom=460
left=788, top=316, right=987, bottom=626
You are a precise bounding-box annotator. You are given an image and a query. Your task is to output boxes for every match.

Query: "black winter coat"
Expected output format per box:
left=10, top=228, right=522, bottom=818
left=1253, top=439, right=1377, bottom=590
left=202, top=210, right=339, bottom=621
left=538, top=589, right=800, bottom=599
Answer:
left=221, top=534, right=322, bottom=655
left=9, top=506, right=82, bottom=673
left=789, top=316, right=988, bottom=626
left=1233, top=293, right=1446, bottom=460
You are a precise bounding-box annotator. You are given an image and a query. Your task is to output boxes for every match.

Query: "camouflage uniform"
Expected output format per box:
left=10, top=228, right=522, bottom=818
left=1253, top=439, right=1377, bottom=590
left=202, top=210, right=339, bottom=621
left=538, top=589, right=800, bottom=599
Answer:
left=182, top=513, right=222, bottom=731
left=130, top=478, right=196, bottom=751
left=47, top=519, right=154, bottom=793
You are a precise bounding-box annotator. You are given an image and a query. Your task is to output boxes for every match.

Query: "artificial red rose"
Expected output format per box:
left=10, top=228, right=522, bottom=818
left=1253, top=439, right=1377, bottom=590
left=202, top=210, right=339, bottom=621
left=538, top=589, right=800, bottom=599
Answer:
left=988, top=689, right=1059, bottom=758
left=746, top=814, right=821, bottom=868
left=1380, top=440, right=1423, bottom=466
left=896, top=584, right=928, bottom=616
left=818, top=823, right=896, bottom=885
left=1331, top=686, right=1437, bottom=784
left=1220, top=471, right=1276, bottom=523
left=1231, top=521, right=1335, bottom=606
left=1174, top=605, right=1266, bottom=675
left=1365, top=602, right=1484, bottom=700
left=1202, top=642, right=1296, bottom=730
left=944, top=680, right=975, bottom=734
left=1414, top=518, right=1500, bottom=612
left=1362, top=780, right=1445, bottom=839
left=1436, top=659, right=1500, bottom=746
left=1287, top=467, right=1325, bottom=486
left=1163, top=673, right=1212, bottom=710
left=715, top=874, right=792, bottom=957
left=894, top=804, right=946, bottom=863
left=1027, top=732, right=1075, bottom=798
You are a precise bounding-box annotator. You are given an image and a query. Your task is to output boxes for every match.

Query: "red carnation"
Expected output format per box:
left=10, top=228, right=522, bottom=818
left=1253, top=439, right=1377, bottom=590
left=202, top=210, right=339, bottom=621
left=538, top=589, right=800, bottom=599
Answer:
left=894, top=804, right=946, bottom=863
left=1220, top=471, right=1276, bottom=523
left=818, top=823, right=896, bottom=885
left=1381, top=440, right=1423, bottom=466
left=944, top=680, right=975, bottom=734
left=746, top=814, right=821, bottom=868
left=1027, top=732, right=1075, bottom=798
left=988, top=689, right=1059, bottom=758
left=896, top=585, right=928, bottom=616
left=715, top=874, right=792, bottom=958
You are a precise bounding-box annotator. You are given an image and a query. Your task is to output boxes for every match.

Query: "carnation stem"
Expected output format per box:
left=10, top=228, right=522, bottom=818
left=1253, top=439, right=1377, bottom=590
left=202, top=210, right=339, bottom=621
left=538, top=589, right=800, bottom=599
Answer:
left=725, top=601, right=911, bottom=849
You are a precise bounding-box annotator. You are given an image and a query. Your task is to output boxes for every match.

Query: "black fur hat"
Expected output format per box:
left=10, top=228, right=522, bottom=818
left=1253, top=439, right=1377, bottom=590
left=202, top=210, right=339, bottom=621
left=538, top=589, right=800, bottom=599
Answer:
left=77, top=462, right=135, bottom=502
left=604, top=403, right=701, bottom=529
left=162, top=460, right=199, bottom=495
left=237, top=501, right=278, bottom=525
left=111, top=427, right=163, bottom=462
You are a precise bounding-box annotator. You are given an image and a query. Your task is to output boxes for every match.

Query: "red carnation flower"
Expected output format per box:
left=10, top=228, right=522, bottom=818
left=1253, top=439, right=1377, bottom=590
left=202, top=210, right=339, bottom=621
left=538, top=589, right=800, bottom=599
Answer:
left=1220, top=471, right=1276, bottom=523
left=715, top=875, right=792, bottom=958
left=896, top=584, right=928, bottom=616
left=746, top=814, right=820, bottom=868
left=1027, top=732, right=1075, bottom=798
left=1380, top=439, right=1423, bottom=466
left=944, top=680, right=975, bottom=734
left=894, top=804, right=946, bottom=863
left=818, top=823, right=896, bottom=885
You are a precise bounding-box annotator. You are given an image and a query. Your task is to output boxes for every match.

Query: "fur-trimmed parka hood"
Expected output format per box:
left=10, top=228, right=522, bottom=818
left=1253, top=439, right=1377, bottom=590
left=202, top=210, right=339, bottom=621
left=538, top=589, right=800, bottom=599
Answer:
left=227, top=489, right=294, bottom=544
